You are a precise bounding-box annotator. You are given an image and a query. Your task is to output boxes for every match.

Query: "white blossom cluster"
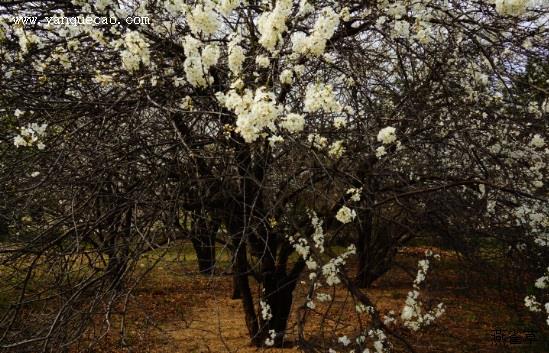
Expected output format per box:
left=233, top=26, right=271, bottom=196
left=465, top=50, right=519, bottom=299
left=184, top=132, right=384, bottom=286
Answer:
left=228, top=36, right=246, bottom=76
left=346, top=187, right=362, bottom=202
left=377, top=127, right=397, bottom=145
left=400, top=251, right=445, bottom=331
left=494, top=0, right=529, bottom=16
left=309, top=210, right=325, bottom=254
left=218, top=0, right=241, bottom=16
left=376, top=126, right=398, bottom=158
left=328, top=140, right=346, bottom=158
left=279, top=69, right=293, bottom=85
left=530, top=134, right=545, bottom=148
left=355, top=303, right=373, bottom=314
left=321, top=244, right=356, bottom=286
left=182, top=36, right=219, bottom=88
left=535, top=267, right=549, bottom=289
left=304, top=83, right=342, bottom=113
left=120, top=31, right=150, bottom=72
left=260, top=299, right=273, bottom=320
left=363, top=328, right=390, bottom=353
left=14, top=26, right=41, bottom=54
left=525, top=266, right=549, bottom=326
left=255, top=55, right=270, bottom=68
left=292, top=7, right=340, bottom=57
left=338, top=335, right=351, bottom=346
left=317, top=293, right=331, bottom=302
left=217, top=87, right=281, bottom=143
left=513, top=202, right=548, bottom=245
left=279, top=113, right=305, bottom=133
left=257, top=0, right=292, bottom=52
left=264, top=329, right=276, bottom=346
left=13, top=121, right=47, bottom=150
left=336, top=206, right=356, bottom=224
left=286, top=233, right=310, bottom=263
left=186, top=1, right=220, bottom=36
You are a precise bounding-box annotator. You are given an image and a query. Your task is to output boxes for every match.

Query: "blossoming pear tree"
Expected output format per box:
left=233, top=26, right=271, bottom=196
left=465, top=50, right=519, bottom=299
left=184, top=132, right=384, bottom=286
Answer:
left=0, top=0, right=547, bottom=352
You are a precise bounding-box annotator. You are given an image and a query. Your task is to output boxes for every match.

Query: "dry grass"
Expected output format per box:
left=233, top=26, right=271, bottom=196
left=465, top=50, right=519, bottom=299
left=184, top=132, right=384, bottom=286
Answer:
left=84, top=245, right=548, bottom=353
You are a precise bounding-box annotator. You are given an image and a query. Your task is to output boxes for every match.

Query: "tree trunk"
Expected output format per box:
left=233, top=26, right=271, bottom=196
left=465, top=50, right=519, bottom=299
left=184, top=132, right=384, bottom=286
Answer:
left=261, top=271, right=297, bottom=347
left=190, top=216, right=218, bottom=275
left=191, top=235, right=216, bottom=274
left=234, top=242, right=260, bottom=345
left=231, top=262, right=242, bottom=299
left=356, top=209, right=374, bottom=287
left=356, top=214, right=400, bottom=288
left=227, top=211, right=260, bottom=345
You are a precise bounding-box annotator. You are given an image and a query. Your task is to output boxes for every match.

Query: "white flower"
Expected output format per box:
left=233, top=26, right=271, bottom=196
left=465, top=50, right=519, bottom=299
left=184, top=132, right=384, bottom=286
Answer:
left=355, top=303, right=372, bottom=313
left=268, top=134, right=284, bottom=147
left=121, top=31, right=150, bottom=72
left=338, top=335, right=351, bottom=346
left=309, top=210, right=325, bottom=253
left=495, top=0, right=528, bottom=16
left=304, top=83, right=342, bottom=113
left=257, top=0, right=293, bottom=52
left=13, top=135, right=26, bottom=147
left=292, top=7, right=340, bottom=57
left=392, top=20, right=410, bottom=38
left=308, top=133, right=328, bottom=149
left=530, top=134, right=545, bottom=148
left=95, top=0, right=111, bottom=12
left=333, top=116, right=347, bottom=129
left=336, top=206, right=356, bottom=224
left=256, top=55, right=270, bottom=68
left=297, top=0, right=314, bottom=17
left=346, top=187, right=362, bottom=202
left=340, top=7, right=351, bottom=21
left=328, top=140, right=345, bottom=158
left=260, top=300, right=273, bottom=320
left=375, top=146, right=387, bottom=158
left=30, top=171, right=40, bottom=177
left=202, top=44, right=220, bottom=68
left=401, top=305, right=414, bottom=321
left=264, top=337, right=274, bottom=346
left=305, top=259, right=317, bottom=270
left=230, top=79, right=245, bottom=90
left=535, top=276, right=548, bottom=289
left=182, top=36, right=210, bottom=88
left=220, top=87, right=281, bottom=143
left=280, top=113, right=305, bottom=133
left=377, top=127, right=397, bottom=144
left=218, top=0, right=241, bottom=15
left=13, top=123, right=48, bottom=148
left=228, top=37, right=246, bottom=75
left=187, top=1, right=219, bottom=36
left=279, top=69, right=293, bottom=85
left=317, top=293, right=332, bottom=302
left=415, top=25, right=433, bottom=44
left=525, top=295, right=542, bottom=312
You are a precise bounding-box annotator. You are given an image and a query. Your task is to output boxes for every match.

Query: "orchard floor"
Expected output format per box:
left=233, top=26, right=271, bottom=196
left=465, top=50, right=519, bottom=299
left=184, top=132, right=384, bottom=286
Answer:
left=90, top=246, right=548, bottom=353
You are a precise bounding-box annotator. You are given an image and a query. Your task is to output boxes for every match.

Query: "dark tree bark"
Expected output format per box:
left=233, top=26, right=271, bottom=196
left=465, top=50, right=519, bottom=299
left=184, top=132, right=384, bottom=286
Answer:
left=356, top=215, right=405, bottom=288
left=356, top=209, right=375, bottom=287
left=227, top=213, right=260, bottom=345
left=260, top=260, right=304, bottom=347
left=190, top=216, right=219, bottom=275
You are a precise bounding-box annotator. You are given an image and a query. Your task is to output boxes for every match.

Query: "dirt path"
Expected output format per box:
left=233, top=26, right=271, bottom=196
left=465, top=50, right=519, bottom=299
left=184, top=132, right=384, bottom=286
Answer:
left=117, top=248, right=547, bottom=353
left=158, top=275, right=300, bottom=353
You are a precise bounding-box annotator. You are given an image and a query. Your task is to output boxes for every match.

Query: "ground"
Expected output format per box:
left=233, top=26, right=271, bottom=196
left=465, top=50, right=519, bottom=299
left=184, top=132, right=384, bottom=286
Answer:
left=87, top=245, right=548, bottom=353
